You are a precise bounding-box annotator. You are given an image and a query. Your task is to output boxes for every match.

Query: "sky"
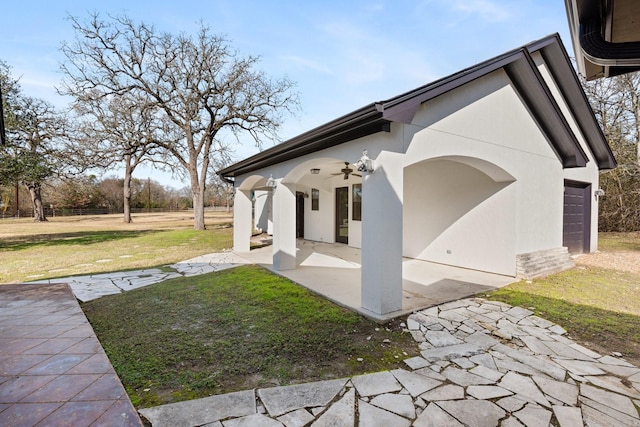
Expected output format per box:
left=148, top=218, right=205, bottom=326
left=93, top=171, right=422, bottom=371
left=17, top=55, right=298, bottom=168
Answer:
left=2, top=0, right=573, bottom=188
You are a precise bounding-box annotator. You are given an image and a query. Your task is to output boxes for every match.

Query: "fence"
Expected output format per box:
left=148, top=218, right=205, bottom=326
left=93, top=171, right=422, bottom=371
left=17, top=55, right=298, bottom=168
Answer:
left=0, top=205, right=231, bottom=219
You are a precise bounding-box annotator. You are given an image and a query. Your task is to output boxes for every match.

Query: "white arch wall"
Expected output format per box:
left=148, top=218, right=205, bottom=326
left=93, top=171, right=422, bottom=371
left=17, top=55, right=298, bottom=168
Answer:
left=405, top=70, right=565, bottom=261
left=404, top=159, right=516, bottom=276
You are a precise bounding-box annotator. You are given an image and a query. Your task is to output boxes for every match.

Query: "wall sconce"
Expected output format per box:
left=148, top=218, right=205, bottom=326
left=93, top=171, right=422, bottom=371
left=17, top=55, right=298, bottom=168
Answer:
left=594, top=188, right=605, bottom=201
left=310, top=168, right=320, bottom=175
left=304, top=192, right=309, bottom=198
left=266, top=174, right=277, bottom=189
left=355, top=150, right=374, bottom=173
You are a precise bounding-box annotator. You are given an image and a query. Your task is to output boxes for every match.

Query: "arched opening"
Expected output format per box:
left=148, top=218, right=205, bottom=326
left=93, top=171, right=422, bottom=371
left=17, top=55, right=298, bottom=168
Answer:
left=281, top=157, right=363, bottom=247
left=403, top=156, right=517, bottom=276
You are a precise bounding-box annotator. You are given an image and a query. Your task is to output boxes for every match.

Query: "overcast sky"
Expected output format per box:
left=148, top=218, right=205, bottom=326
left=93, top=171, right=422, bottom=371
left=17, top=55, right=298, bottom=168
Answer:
left=2, top=0, right=573, bottom=188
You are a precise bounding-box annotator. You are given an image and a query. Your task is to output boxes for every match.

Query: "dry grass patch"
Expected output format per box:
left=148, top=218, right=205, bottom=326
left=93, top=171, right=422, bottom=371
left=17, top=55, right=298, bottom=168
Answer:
left=0, top=211, right=233, bottom=283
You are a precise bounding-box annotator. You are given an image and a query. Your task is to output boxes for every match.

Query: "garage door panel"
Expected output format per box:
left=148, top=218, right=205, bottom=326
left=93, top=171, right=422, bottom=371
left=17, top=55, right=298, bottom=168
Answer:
left=563, top=183, right=591, bottom=254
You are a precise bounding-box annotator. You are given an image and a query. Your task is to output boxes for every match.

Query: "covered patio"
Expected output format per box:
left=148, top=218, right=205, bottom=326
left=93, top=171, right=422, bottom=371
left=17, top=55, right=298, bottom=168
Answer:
left=239, top=240, right=515, bottom=321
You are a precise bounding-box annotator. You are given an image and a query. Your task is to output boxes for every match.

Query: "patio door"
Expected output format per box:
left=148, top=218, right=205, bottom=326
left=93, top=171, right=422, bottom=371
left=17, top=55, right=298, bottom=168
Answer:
left=296, top=191, right=305, bottom=238
left=335, top=187, right=348, bottom=244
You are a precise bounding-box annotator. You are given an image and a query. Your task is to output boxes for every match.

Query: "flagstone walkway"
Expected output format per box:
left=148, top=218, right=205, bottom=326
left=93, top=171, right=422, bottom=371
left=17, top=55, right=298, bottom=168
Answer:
left=139, top=298, right=640, bottom=427
left=28, top=251, right=252, bottom=302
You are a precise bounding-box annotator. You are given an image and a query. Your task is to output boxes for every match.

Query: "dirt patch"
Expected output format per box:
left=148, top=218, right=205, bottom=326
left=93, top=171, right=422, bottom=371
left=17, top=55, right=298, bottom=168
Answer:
left=575, top=251, right=640, bottom=275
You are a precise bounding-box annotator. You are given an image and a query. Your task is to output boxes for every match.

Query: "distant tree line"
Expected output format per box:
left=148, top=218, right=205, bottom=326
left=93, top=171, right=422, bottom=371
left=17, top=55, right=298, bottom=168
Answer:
left=0, top=175, right=232, bottom=219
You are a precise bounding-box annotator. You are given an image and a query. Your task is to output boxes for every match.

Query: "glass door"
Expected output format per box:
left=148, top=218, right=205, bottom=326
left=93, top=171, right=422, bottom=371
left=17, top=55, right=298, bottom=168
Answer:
left=335, top=187, right=348, bottom=244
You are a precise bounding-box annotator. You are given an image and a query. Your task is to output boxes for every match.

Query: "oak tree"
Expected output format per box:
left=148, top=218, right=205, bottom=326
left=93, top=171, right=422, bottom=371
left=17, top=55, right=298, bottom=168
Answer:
left=60, top=14, right=298, bottom=229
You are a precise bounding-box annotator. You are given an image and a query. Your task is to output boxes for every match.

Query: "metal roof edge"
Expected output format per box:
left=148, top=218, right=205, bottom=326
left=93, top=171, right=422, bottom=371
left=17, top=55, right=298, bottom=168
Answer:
left=219, top=34, right=613, bottom=178
left=532, top=34, right=617, bottom=170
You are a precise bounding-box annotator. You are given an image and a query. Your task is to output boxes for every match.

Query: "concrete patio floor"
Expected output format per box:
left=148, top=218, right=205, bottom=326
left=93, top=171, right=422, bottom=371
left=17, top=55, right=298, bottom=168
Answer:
left=241, top=240, right=516, bottom=321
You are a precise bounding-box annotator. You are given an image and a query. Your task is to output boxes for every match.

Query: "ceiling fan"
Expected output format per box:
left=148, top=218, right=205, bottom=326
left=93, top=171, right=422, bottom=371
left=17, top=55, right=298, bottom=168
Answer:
left=331, top=162, right=362, bottom=180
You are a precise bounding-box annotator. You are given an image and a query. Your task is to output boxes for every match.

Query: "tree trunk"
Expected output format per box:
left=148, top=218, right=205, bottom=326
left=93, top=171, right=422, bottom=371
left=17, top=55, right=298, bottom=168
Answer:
left=188, top=148, right=207, bottom=230
left=123, top=162, right=132, bottom=223
left=192, top=183, right=206, bottom=230
left=26, top=182, right=47, bottom=222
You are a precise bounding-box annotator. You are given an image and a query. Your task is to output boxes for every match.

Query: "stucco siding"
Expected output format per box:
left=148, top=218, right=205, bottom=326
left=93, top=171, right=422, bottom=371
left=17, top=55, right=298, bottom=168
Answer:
left=404, top=159, right=516, bottom=276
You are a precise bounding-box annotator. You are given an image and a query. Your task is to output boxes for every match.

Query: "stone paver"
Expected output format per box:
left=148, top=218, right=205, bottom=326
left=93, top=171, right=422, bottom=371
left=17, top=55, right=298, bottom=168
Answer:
left=27, top=251, right=252, bottom=302
left=138, top=297, right=640, bottom=426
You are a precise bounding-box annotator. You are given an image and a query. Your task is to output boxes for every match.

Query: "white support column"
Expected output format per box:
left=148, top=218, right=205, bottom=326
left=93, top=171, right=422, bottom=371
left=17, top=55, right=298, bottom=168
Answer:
left=361, top=157, right=403, bottom=316
left=272, top=182, right=297, bottom=270
left=254, top=190, right=269, bottom=233
left=233, top=189, right=252, bottom=253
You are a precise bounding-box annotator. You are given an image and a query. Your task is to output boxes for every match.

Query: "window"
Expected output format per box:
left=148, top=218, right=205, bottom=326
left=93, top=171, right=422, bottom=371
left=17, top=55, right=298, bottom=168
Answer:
left=352, top=184, right=362, bottom=221
left=311, top=188, right=319, bottom=210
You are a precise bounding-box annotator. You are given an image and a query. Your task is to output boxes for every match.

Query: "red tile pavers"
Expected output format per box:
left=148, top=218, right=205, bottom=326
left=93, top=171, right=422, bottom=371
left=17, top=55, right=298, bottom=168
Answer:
left=0, top=284, right=142, bottom=427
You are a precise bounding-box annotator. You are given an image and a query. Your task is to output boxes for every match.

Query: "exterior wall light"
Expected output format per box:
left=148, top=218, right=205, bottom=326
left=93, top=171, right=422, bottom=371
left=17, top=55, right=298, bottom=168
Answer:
left=594, top=188, right=605, bottom=201
left=355, top=150, right=374, bottom=173
left=266, top=174, right=277, bottom=188
left=310, top=168, right=320, bottom=174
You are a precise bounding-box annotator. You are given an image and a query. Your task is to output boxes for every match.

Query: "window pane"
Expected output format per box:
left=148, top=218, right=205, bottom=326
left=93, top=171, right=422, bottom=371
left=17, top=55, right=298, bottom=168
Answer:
left=312, top=188, right=319, bottom=211
left=352, top=184, right=361, bottom=221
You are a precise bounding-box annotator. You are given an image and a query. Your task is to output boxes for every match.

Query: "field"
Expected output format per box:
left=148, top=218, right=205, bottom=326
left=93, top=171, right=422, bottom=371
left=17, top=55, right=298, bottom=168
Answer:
left=0, top=211, right=233, bottom=284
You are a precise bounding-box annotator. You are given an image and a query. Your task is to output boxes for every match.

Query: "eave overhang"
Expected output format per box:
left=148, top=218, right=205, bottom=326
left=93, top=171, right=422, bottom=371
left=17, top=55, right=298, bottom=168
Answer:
left=565, top=0, right=640, bottom=80
left=219, top=34, right=615, bottom=180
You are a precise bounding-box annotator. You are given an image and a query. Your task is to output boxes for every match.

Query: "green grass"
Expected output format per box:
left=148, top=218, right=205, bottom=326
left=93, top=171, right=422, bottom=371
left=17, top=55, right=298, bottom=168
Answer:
left=82, top=265, right=418, bottom=408
left=597, top=231, right=640, bottom=252
left=0, top=212, right=233, bottom=283
left=484, top=265, right=640, bottom=366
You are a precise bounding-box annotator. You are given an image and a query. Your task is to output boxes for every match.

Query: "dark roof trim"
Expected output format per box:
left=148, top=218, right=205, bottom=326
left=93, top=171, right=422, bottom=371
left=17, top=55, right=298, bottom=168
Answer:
left=218, top=105, right=390, bottom=178
left=529, top=35, right=616, bottom=169
left=504, top=50, right=587, bottom=168
left=580, top=19, right=640, bottom=66
left=219, top=34, right=614, bottom=178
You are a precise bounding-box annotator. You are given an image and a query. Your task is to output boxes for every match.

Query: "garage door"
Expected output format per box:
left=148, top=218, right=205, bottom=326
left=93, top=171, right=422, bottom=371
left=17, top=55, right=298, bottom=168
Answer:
left=563, top=182, right=591, bottom=254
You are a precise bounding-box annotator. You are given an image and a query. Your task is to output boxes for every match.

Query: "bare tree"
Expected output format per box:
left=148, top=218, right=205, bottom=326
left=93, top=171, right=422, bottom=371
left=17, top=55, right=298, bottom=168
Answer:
left=60, top=13, right=298, bottom=230
left=72, top=92, right=163, bottom=222
left=582, top=72, right=640, bottom=231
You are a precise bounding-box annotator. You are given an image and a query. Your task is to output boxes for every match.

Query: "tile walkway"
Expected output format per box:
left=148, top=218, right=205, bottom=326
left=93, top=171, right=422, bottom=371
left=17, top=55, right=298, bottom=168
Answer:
left=0, top=283, right=142, bottom=426
left=139, top=298, right=640, bottom=426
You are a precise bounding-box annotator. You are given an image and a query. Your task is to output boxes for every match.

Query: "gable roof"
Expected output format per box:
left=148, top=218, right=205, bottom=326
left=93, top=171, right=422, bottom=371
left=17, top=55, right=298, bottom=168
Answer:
left=219, top=34, right=616, bottom=180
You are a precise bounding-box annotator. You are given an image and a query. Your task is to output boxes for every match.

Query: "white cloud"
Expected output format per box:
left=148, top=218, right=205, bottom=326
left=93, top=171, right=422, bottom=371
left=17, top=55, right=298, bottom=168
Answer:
left=448, top=0, right=512, bottom=23
left=280, top=55, right=334, bottom=75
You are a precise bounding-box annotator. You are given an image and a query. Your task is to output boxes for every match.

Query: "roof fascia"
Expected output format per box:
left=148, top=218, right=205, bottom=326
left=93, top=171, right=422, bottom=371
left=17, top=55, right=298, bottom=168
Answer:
left=530, top=34, right=617, bottom=170
left=217, top=105, right=389, bottom=178
left=380, top=53, right=524, bottom=124
left=504, top=48, right=588, bottom=168
left=219, top=35, right=599, bottom=179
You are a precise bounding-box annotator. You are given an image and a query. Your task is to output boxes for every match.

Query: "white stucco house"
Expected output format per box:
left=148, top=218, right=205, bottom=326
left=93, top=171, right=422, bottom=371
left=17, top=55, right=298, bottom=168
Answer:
left=218, top=34, right=616, bottom=318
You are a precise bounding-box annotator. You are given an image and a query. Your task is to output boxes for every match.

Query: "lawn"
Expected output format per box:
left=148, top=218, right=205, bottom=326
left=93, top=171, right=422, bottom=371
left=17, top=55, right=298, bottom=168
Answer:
left=5, top=216, right=640, bottom=409
left=82, top=265, right=418, bottom=408
left=484, top=232, right=640, bottom=366
left=0, top=211, right=233, bottom=283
